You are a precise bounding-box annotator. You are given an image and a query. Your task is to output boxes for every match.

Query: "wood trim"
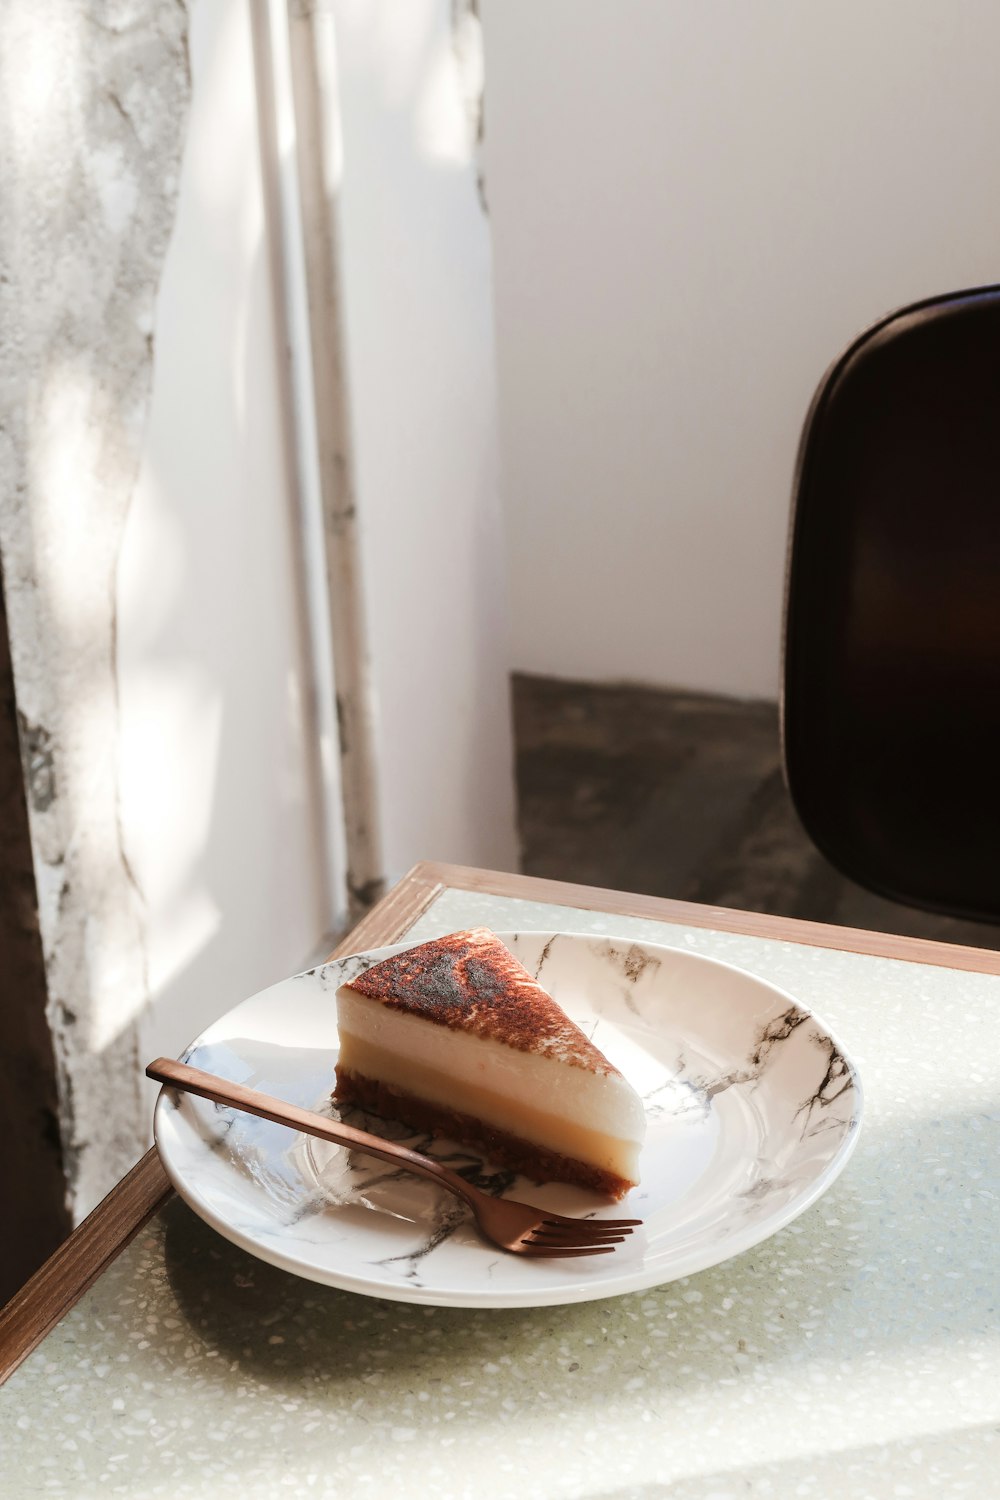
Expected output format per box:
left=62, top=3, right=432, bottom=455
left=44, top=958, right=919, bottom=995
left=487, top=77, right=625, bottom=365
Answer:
left=325, top=865, right=444, bottom=960
left=412, top=862, right=1000, bottom=977
left=0, top=1149, right=171, bottom=1386
left=0, top=867, right=443, bottom=1387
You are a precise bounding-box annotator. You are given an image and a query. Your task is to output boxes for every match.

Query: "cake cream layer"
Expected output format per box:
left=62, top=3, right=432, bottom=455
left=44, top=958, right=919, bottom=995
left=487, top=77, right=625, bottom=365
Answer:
left=336, top=986, right=645, bottom=1180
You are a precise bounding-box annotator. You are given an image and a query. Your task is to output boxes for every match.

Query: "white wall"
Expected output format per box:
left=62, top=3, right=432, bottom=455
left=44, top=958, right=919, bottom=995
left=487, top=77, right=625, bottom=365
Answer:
left=332, top=0, right=518, bottom=879
left=119, top=0, right=336, bottom=1091
left=483, top=0, right=1000, bottom=700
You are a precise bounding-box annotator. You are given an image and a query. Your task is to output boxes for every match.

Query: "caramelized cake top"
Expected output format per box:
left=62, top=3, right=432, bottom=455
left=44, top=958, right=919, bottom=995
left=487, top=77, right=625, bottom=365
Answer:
left=344, top=928, right=619, bottom=1075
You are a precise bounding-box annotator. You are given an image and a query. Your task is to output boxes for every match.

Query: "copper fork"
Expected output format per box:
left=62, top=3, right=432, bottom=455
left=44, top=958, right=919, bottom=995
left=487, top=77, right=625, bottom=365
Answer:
left=147, top=1057, right=641, bottom=1258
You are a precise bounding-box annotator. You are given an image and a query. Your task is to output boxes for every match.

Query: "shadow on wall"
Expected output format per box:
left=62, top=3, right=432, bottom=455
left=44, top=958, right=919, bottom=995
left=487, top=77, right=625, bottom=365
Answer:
left=0, top=0, right=191, bottom=1241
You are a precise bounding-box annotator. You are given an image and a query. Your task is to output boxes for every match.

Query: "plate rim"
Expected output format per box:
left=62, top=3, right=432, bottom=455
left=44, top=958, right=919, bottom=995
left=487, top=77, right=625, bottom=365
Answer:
left=153, top=929, right=865, bottom=1308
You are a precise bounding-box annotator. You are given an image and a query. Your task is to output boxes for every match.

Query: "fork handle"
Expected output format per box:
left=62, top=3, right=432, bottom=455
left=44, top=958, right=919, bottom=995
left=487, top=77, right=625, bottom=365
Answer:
left=147, top=1057, right=482, bottom=1209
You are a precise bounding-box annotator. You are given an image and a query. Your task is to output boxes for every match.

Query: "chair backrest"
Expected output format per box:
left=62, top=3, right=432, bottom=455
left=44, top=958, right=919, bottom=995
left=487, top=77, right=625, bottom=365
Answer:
left=782, top=285, right=1000, bottom=924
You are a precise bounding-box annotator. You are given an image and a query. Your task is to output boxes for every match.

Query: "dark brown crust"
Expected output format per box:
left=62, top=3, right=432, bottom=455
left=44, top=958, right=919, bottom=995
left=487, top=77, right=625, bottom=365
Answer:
left=334, top=1066, right=634, bottom=1200
left=345, top=927, right=616, bottom=1074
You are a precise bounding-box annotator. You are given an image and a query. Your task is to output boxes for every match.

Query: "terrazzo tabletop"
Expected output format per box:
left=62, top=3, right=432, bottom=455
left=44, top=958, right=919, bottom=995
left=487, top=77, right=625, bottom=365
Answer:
left=3, top=885, right=999, bottom=1499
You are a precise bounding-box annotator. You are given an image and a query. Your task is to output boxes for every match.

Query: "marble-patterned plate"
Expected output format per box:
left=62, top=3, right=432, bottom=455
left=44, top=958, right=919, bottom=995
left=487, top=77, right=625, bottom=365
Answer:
left=153, top=931, right=862, bottom=1308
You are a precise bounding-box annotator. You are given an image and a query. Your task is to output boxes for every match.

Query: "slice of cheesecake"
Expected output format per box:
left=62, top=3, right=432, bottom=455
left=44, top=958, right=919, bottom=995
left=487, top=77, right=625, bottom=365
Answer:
left=333, top=928, right=645, bottom=1198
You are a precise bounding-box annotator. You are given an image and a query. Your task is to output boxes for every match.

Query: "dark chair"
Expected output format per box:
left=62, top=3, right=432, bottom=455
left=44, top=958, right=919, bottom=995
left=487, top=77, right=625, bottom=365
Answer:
left=782, top=285, right=1000, bottom=925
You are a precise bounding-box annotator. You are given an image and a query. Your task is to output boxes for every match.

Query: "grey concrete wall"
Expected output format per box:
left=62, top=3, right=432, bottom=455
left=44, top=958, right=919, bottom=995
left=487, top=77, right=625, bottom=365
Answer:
left=0, top=0, right=191, bottom=1217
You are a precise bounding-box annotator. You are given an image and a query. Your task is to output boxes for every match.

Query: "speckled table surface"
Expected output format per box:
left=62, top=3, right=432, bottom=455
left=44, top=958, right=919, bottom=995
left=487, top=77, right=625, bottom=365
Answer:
left=3, top=886, right=999, bottom=1499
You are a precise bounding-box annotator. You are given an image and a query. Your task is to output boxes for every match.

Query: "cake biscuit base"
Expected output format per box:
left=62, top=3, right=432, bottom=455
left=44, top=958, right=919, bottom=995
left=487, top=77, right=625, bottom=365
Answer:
left=334, top=1066, right=633, bottom=1200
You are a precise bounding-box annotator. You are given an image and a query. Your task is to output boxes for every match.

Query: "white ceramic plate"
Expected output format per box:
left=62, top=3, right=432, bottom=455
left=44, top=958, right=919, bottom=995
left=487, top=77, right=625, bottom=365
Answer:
left=153, top=932, right=863, bottom=1308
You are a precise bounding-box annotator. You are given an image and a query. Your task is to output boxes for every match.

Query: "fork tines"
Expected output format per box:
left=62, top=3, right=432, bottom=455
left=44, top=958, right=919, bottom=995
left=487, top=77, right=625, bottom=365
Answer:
left=519, top=1245, right=619, bottom=1257
left=518, top=1215, right=641, bottom=1257
left=543, top=1215, right=641, bottom=1229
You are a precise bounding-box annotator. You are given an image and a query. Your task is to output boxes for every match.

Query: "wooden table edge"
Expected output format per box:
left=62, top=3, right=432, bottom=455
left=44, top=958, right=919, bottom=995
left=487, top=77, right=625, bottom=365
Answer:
left=6, top=858, right=999, bottom=1384
left=0, top=1149, right=172, bottom=1388
left=412, top=860, right=1000, bottom=977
